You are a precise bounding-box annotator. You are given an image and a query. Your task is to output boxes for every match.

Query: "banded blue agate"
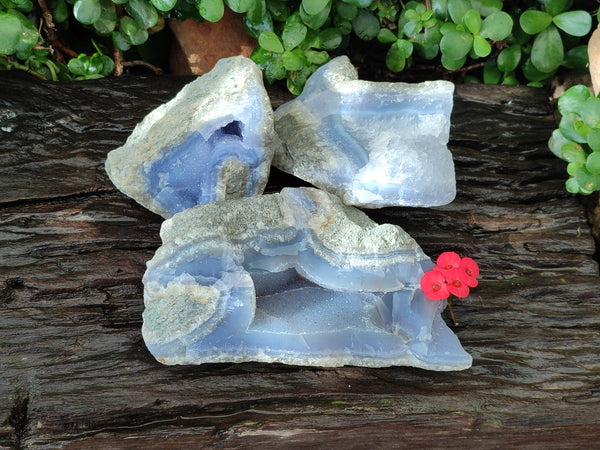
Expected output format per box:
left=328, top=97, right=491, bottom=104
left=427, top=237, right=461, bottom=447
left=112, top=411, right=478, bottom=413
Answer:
left=274, top=56, right=456, bottom=208
left=142, top=187, right=472, bottom=370
left=105, top=56, right=282, bottom=218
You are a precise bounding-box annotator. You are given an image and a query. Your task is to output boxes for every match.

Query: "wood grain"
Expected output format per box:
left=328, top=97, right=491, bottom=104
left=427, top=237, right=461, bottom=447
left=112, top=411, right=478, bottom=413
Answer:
left=1, top=74, right=599, bottom=449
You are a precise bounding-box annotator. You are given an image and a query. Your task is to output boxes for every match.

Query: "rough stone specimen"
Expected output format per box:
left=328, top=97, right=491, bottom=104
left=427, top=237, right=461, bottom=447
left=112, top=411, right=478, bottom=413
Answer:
left=105, top=56, right=281, bottom=218
left=142, top=187, right=472, bottom=370
left=274, top=56, right=456, bottom=208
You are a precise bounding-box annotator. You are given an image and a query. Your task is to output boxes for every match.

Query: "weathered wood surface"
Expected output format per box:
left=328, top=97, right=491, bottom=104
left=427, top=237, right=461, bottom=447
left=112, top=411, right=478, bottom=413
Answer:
left=1, top=73, right=600, bottom=449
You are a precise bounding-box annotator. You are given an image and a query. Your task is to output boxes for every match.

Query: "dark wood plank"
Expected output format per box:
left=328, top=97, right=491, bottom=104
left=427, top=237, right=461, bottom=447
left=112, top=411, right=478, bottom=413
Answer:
left=1, top=73, right=599, bottom=449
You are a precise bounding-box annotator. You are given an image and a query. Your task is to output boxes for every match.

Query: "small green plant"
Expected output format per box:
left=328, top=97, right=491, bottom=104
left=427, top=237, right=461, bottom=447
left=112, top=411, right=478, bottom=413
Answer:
left=480, top=0, right=592, bottom=86
left=0, top=0, right=595, bottom=93
left=549, top=85, right=600, bottom=195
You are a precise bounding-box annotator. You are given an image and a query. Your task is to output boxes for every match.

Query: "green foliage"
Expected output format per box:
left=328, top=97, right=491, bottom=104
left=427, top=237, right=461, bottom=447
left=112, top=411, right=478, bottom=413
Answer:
left=550, top=86, right=600, bottom=195
left=0, top=0, right=594, bottom=93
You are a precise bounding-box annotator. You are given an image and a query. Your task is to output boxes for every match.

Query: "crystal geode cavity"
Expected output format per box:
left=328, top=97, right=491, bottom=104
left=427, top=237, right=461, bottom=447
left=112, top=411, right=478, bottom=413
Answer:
left=274, top=56, right=456, bottom=208
left=105, top=56, right=282, bottom=218
left=142, top=187, right=472, bottom=370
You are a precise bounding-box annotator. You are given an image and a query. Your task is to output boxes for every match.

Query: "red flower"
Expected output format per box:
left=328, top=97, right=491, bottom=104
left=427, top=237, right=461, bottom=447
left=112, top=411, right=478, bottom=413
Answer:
left=435, top=251, right=461, bottom=271
left=444, top=268, right=471, bottom=298
left=420, top=270, right=450, bottom=300
left=460, top=257, right=479, bottom=287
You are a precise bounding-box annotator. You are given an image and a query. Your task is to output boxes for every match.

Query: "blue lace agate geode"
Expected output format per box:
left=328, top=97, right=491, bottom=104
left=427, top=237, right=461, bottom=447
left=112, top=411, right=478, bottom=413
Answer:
left=142, top=187, right=472, bottom=370
left=274, top=56, right=456, bottom=208
left=105, top=56, right=282, bottom=218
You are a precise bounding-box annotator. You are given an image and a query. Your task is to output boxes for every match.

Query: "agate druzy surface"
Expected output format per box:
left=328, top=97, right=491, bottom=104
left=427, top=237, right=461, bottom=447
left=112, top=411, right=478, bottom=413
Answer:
left=274, top=56, right=456, bottom=208
left=105, top=56, right=281, bottom=218
left=142, top=187, right=472, bottom=370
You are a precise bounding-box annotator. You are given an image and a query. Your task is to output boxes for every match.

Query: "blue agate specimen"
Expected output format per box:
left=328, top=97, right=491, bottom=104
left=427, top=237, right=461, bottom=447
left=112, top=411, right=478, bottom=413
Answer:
left=274, top=56, right=456, bottom=208
left=142, top=187, right=472, bottom=370
left=105, top=56, right=282, bottom=218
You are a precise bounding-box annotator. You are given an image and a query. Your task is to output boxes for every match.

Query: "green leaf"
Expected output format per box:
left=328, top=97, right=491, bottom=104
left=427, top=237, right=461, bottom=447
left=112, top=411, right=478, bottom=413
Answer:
left=581, top=97, right=600, bottom=128
left=530, top=24, right=563, bottom=73
left=8, top=9, right=38, bottom=57
left=586, top=152, right=600, bottom=174
left=112, top=30, right=130, bottom=51
left=226, top=0, right=253, bottom=13
left=151, top=0, right=176, bottom=11
left=567, top=162, right=580, bottom=176
left=300, top=0, right=330, bottom=29
left=120, top=16, right=148, bottom=44
left=412, top=34, right=439, bottom=59
left=441, top=53, right=465, bottom=70
left=243, top=9, right=273, bottom=39
left=53, top=0, right=69, bottom=22
left=10, top=0, right=33, bottom=12
left=287, top=65, right=313, bottom=94
left=89, top=53, right=114, bottom=75
left=574, top=120, right=591, bottom=138
left=258, top=30, right=284, bottom=53
left=521, top=57, right=553, bottom=82
left=340, top=0, right=370, bottom=7
left=304, top=49, right=329, bottom=65
left=431, top=0, right=447, bottom=20
left=282, top=18, right=307, bottom=50
left=403, top=21, right=421, bottom=38
left=93, top=0, right=117, bottom=35
left=479, top=11, right=512, bottom=41
left=463, top=9, right=481, bottom=35
left=0, top=12, right=21, bottom=55
left=540, top=0, right=569, bottom=17
left=497, top=44, right=521, bottom=73
left=351, top=9, right=379, bottom=40
left=470, top=0, right=501, bottom=17
left=266, top=57, right=286, bottom=82
left=519, top=10, right=552, bottom=35
left=558, top=85, right=591, bottom=115
left=125, top=0, right=158, bottom=28
left=421, top=9, right=433, bottom=20
left=576, top=166, right=600, bottom=192
left=560, top=112, right=587, bottom=143
left=425, top=21, right=442, bottom=43
left=440, top=22, right=457, bottom=35
left=483, top=58, right=501, bottom=84
left=73, top=0, right=102, bottom=24
left=561, top=141, right=587, bottom=164
left=447, top=0, right=470, bottom=23
left=472, top=35, right=491, bottom=57
left=198, top=0, right=224, bottom=22
left=333, top=16, right=352, bottom=35
left=301, top=0, right=328, bottom=15
left=68, top=55, right=88, bottom=75
left=440, top=30, right=473, bottom=60
left=553, top=10, right=592, bottom=37
left=502, top=73, right=518, bottom=85
left=405, top=9, right=420, bottom=22
left=385, top=40, right=410, bottom=72
left=336, top=1, right=356, bottom=20
left=563, top=45, right=589, bottom=71
left=250, top=45, right=269, bottom=69
left=317, top=27, right=342, bottom=50
left=588, top=129, right=600, bottom=152
left=266, top=0, right=288, bottom=21
left=245, top=0, right=264, bottom=22
left=281, top=49, right=304, bottom=71
left=377, top=28, right=397, bottom=44
left=565, top=176, right=580, bottom=193
left=548, top=128, right=571, bottom=159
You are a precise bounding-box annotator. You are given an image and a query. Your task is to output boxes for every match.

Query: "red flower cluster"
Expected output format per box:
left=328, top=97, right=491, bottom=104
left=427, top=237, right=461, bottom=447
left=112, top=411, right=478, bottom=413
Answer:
left=420, top=252, right=479, bottom=301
